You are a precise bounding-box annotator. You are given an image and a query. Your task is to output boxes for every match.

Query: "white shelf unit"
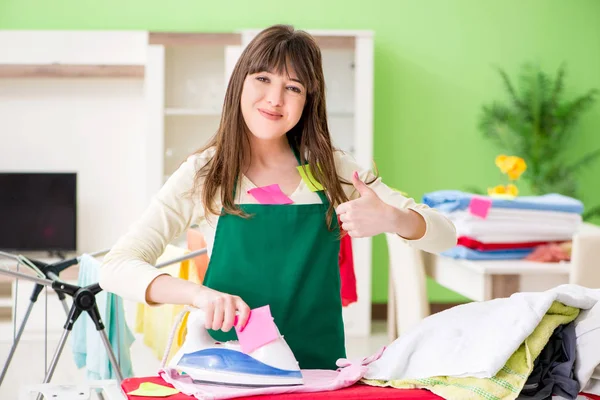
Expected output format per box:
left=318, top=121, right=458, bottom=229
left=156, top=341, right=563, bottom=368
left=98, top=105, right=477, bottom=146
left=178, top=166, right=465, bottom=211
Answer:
left=146, top=33, right=240, bottom=190
left=146, top=29, right=374, bottom=337
left=162, top=44, right=227, bottom=181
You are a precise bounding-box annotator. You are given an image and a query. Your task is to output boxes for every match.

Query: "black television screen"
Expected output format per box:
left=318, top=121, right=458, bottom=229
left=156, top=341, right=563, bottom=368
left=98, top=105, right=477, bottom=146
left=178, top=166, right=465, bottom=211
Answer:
left=0, top=173, right=77, bottom=252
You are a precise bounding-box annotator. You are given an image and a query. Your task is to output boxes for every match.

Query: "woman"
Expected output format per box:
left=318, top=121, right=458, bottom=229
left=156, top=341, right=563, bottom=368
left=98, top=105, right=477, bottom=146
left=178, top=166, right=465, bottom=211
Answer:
left=99, top=24, right=457, bottom=370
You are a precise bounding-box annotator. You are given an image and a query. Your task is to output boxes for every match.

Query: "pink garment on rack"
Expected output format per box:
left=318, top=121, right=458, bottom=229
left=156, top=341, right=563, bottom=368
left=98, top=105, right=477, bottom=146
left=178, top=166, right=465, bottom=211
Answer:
left=524, top=242, right=572, bottom=263
left=158, top=347, right=385, bottom=400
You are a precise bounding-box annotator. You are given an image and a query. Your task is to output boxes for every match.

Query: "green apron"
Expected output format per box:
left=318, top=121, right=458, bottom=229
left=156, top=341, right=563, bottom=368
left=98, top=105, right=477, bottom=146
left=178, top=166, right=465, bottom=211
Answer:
left=202, top=144, right=346, bottom=370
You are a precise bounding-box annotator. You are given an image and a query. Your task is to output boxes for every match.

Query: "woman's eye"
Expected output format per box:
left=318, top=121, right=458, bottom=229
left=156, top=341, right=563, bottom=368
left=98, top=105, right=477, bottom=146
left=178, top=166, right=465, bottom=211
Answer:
left=256, top=76, right=269, bottom=83
left=287, top=86, right=302, bottom=93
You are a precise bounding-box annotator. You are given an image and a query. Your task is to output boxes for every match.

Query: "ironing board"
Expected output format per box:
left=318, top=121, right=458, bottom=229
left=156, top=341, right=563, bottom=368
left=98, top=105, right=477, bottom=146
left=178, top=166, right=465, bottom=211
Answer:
left=122, top=376, right=600, bottom=400
left=121, top=376, right=443, bottom=399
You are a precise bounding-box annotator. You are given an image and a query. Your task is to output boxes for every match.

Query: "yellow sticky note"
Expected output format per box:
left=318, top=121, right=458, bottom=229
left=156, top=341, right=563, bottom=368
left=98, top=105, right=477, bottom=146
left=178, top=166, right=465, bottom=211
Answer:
left=127, top=382, right=179, bottom=397
left=297, top=165, right=324, bottom=191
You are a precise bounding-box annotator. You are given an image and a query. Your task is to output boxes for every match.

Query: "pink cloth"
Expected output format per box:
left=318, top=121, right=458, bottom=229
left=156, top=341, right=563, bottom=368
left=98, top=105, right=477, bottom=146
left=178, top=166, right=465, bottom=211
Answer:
left=159, top=347, right=385, bottom=400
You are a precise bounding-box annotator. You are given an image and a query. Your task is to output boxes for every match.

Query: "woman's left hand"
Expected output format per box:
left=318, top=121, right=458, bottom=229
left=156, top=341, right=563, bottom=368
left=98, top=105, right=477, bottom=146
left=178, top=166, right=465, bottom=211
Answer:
left=336, top=172, right=403, bottom=238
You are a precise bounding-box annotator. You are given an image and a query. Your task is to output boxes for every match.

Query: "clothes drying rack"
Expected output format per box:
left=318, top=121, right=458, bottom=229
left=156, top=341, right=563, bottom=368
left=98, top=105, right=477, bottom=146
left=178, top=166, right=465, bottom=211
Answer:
left=0, top=248, right=109, bottom=386
left=0, top=247, right=207, bottom=394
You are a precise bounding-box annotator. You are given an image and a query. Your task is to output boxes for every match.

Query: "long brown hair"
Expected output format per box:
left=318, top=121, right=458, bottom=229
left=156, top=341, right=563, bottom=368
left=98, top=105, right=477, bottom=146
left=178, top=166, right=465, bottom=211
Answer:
left=195, top=24, right=355, bottom=226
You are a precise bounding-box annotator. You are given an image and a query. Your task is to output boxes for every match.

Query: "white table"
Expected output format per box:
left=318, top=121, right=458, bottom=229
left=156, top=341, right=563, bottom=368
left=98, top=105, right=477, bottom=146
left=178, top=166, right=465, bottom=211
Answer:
left=423, top=222, right=600, bottom=302
left=424, top=254, right=570, bottom=301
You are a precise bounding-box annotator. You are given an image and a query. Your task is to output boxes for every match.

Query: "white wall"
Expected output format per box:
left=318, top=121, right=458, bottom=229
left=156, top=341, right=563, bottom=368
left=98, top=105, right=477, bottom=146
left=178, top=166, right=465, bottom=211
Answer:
left=0, top=78, right=147, bottom=252
left=0, top=31, right=149, bottom=254
left=0, top=31, right=147, bottom=65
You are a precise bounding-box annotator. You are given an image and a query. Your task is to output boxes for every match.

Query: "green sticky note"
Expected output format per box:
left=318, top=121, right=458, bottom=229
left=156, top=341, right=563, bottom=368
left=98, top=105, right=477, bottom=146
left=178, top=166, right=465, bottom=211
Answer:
left=297, top=165, right=324, bottom=191
left=127, top=382, right=179, bottom=397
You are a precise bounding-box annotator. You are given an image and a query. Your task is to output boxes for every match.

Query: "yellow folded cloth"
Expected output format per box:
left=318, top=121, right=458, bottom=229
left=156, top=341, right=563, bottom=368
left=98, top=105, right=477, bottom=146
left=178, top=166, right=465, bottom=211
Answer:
left=362, top=301, right=579, bottom=400
left=135, top=245, right=202, bottom=362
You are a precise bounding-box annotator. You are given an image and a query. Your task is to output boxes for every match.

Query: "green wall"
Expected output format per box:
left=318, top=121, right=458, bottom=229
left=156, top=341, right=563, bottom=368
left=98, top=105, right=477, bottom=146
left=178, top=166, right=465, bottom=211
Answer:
left=3, top=0, right=600, bottom=303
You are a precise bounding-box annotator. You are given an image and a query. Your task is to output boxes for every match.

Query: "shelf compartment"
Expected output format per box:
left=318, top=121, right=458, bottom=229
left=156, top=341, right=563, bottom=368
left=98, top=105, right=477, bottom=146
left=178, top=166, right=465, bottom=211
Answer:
left=165, top=45, right=227, bottom=112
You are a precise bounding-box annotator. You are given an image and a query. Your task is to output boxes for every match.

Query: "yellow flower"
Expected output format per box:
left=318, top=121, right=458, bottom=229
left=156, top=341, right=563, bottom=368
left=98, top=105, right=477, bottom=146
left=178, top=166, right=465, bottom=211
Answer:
left=506, top=184, right=519, bottom=196
left=488, top=185, right=507, bottom=195
left=495, top=155, right=510, bottom=173
left=495, top=155, right=527, bottom=181
left=487, top=184, right=519, bottom=198
left=507, top=158, right=527, bottom=180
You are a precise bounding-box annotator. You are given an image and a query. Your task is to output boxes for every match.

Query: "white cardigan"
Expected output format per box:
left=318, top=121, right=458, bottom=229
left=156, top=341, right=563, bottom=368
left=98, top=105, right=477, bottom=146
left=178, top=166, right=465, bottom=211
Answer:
left=98, top=147, right=457, bottom=304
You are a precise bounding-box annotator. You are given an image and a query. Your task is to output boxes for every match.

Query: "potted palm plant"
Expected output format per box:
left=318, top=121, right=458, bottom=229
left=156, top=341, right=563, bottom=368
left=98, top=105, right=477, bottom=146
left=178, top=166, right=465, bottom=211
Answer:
left=478, top=63, right=600, bottom=219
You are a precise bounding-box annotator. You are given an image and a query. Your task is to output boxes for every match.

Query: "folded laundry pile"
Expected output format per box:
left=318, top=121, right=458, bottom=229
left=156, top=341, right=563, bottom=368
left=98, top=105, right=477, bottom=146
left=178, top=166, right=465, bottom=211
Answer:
left=422, top=190, right=584, bottom=261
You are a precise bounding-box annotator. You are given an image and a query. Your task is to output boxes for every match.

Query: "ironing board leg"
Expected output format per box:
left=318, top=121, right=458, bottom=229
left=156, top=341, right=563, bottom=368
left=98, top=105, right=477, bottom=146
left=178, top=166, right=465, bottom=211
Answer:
left=0, top=300, right=35, bottom=385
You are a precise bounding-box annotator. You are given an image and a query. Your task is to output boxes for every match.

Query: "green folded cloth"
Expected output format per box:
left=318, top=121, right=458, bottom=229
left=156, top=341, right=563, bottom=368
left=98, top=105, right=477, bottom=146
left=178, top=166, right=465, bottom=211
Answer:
left=363, top=301, right=579, bottom=400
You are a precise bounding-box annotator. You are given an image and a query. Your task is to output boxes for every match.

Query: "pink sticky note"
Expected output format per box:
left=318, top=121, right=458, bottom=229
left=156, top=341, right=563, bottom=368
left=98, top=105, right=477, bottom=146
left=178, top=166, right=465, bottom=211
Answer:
left=234, top=305, right=280, bottom=354
left=247, top=184, right=293, bottom=205
left=469, top=196, right=492, bottom=219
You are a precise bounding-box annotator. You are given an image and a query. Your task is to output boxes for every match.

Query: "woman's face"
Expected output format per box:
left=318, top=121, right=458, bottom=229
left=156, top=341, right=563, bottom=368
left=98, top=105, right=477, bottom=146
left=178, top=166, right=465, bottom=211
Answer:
left=240, top=66, right=307, bottom=142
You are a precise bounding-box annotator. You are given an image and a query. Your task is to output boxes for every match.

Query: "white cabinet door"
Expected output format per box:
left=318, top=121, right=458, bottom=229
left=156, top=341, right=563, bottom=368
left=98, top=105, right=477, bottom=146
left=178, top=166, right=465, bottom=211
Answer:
left=145, top=45, right=166, bottom=203
left=224, top=45, right=243, bottom=83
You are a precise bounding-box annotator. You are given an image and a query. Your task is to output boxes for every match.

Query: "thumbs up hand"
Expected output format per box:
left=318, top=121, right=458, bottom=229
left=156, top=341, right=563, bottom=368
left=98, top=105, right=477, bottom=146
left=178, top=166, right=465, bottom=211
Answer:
left=336, top=171, right=404, bottom=238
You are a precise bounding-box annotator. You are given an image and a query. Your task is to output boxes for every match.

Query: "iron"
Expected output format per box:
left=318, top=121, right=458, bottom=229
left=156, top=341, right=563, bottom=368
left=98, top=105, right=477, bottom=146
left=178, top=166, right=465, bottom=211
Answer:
left=167, top=309, right=304, bottom=387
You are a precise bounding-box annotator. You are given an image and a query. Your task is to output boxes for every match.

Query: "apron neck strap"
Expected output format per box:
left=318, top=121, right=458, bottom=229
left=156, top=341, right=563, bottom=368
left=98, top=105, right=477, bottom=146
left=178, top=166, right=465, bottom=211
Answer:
left=232, top=135, right=330, bottom=206
left=314, top=186, right=329, bottom=205
left=289, top=136, right=329, bottom=206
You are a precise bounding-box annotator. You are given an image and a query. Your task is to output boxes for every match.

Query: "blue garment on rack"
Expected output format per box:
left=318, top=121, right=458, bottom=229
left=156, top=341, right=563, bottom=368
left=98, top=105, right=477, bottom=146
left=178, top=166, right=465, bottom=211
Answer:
left=441, top=245, right=534, bottom=260
left=71, top=254, right=135, bottom=380
left=422, top=190, right=584, bottom=214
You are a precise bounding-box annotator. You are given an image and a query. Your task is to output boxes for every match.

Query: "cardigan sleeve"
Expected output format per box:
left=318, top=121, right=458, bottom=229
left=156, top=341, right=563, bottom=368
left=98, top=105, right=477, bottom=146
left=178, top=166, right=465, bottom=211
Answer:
left=334, top=150, right=457, bottom=253
left=99, top=150, right=211, bottom=304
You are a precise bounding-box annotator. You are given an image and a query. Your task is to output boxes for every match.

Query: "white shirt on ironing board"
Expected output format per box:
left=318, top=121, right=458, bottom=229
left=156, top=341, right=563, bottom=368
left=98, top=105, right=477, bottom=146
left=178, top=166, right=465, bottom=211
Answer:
left=98, top=147, right=457, bottom=304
